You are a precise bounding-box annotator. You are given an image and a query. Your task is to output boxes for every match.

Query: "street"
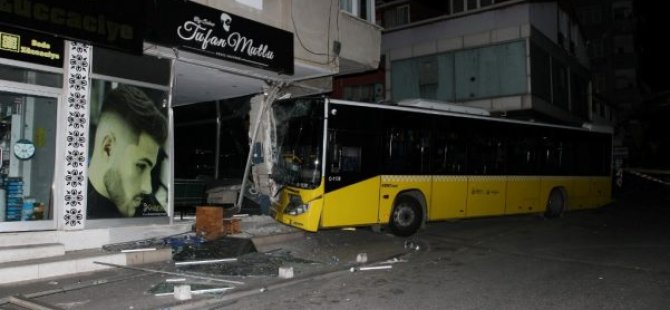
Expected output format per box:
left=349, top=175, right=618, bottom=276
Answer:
left=1, top=189, right=669, bottom=310
left=231, top=190, right=670, bottom=310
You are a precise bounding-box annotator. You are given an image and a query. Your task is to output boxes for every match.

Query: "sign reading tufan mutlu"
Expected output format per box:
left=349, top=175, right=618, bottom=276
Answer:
left=146, top=0, right=294, bottom=75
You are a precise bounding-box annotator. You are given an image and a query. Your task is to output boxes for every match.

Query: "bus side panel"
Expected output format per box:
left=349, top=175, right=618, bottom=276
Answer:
left=378, top=175, right=432, bottom=224
left=540, top=177, right=572, bottom=209
left=466, top=176, right=506, bottom=217
left=505, top=176, right=541, bottom=214
left=429, top=176, right=467, bottom=220
left=590, top=177, right=612, bottom=208
left=571, top=177, right=593, bottom=209
left=321, top=176, right=380, bottom=228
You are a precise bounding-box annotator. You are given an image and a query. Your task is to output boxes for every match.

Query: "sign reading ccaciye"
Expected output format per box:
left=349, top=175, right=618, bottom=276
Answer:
left=0, top=0, right=144, bottom=54
left=0, top=25, right=63, bottom=67
left=147, top=0, right=294, bottom=75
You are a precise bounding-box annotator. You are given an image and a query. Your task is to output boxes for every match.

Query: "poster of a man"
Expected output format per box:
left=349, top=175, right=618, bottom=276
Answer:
left=87, top=84, right=168, bottom=218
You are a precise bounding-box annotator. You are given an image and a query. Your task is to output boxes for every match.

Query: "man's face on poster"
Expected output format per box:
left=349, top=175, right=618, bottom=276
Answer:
left=104, top=131, right=160, bottom=217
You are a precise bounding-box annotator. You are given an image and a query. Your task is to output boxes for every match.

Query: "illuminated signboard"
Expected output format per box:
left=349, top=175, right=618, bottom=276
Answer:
left=147, top=0, right=294, bottom=75
left=0, top=0, right=143, bottom=54
left=0, top=25, right=63, bottom=67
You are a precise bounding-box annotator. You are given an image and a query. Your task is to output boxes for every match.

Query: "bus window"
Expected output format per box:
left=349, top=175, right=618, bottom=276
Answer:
left=507, top=134, right=538, bottom=175
left=340, top=146, right=362, bottom=172
left=383, top=128, right=430, bottom=174
left=468, top=122, right=506, bottom=175
left=433, top=131, right=467, bottom=174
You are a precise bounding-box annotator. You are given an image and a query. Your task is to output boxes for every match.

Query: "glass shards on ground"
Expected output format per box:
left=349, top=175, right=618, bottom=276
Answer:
left=171, top=236, right=321, bottom=277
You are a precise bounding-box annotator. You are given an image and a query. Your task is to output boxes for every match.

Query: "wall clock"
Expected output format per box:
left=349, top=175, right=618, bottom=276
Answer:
left=13, top=139, right=35, bottom=160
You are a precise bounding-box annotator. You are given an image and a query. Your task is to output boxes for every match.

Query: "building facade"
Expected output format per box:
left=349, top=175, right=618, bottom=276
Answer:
left=0, top=0, right=380, bottom=252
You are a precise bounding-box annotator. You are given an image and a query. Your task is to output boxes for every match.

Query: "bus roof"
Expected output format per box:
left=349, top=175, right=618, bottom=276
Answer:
left=327, top=98, right=613, bottom=135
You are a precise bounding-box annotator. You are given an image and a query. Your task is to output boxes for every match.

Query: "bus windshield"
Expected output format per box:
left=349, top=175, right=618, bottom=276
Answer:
left=272, top=98, right=324, bottom=189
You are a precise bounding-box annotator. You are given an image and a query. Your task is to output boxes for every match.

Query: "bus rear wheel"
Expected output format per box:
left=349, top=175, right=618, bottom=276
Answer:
left=545, top=188, right=565, bottom=218
left=389, top=195, right=422, bottom=236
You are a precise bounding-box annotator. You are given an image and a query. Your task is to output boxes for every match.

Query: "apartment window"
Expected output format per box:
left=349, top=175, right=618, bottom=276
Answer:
left=578, top=5, right=602, bottom=25
left=590, top=38, right=604, bottom=58
left=480, top=0, right=494, bottom=7
left=384, top=4, right=410, bottom=28
left=340, top=0, right=375, bottom=22
left=612, top=2, right=632, bottom=20
left=343, top=83, right=383, bottom=103
left=613, top=35, right=634, bottom=55
left=452, top=0, right=465, bottom=13
left=467, top=0, right=478, bottom=10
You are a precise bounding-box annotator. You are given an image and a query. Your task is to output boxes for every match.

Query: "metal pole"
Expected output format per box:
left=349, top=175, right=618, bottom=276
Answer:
left=235, top=83, right=282, bottom=213
left=215, top=100, right=222, bottom=180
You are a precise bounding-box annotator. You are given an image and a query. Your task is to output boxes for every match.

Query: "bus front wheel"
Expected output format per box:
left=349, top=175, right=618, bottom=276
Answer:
left=389, top=195, right=422, bottom=236
left=545, top=188, right=565, bottom=218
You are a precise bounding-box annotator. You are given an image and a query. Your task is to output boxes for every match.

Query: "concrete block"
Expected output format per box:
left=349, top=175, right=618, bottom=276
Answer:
left=125, top=252, right=145, bottom=266
left=356, top=253, right=368, bottom=263
left=138, top=248, right=172, bottom=265
left=278, top=266, right=294, bottom=279
left=174, top=285, right=192, bottom=300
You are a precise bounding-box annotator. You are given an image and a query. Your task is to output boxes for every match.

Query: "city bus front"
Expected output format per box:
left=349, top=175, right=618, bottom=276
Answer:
left=271, top=98, right=325, bottom=232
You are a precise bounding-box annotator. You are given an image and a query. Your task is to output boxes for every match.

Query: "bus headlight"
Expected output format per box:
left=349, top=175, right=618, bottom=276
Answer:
left=285, top=195, right=309, bottom=216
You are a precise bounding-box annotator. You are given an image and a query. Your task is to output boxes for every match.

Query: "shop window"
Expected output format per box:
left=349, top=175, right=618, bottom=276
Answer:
left=0, top=64, right=62, bottom=88
left=87, top=80, right=170, bottom=219
left=0, top=92, right=57, bottom=222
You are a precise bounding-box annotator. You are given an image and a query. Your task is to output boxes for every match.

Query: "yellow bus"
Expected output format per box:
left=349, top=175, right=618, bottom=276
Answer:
left=271, top=98, right=612, bottom=236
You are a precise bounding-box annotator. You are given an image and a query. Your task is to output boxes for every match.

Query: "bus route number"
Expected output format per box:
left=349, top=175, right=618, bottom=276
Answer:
left=328, top=176, right=342, bottom=182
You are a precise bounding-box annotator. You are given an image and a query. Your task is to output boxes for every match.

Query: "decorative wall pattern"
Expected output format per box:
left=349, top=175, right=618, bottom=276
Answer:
left=62, top=42, right=91, bottom=230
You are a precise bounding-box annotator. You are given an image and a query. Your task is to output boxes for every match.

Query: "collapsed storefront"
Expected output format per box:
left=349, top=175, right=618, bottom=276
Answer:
left=0, top=0, right=381, bottom=250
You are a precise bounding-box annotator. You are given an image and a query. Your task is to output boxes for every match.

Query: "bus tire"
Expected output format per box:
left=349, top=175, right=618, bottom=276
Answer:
left=545, top=188, right=565, bottom=218
left=389, top=195, right=422, bottom=236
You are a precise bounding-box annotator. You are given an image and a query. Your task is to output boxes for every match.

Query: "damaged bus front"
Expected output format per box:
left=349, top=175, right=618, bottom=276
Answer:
left=271, top=98, right=325, bottom=232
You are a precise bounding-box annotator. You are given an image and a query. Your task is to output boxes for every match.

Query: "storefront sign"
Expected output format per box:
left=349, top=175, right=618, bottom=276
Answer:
left=0, top=0, right=144, bottom=54
left=0, top=25, right=63, bottom=67
left=147, top=0, right=294, bottom=75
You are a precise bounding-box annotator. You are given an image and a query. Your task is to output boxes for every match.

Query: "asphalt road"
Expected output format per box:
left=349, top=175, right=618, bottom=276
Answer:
left=229, top=192, right=670, bottom=310
left=1, top=189, right=668, bottom=310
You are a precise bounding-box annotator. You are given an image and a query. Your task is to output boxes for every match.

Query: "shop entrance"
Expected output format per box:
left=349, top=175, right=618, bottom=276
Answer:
left=0, top=89, right=59, bottom=232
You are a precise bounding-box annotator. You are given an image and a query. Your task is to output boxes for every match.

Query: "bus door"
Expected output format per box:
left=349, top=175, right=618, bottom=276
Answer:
left=321, top=104, right=381, bottom=227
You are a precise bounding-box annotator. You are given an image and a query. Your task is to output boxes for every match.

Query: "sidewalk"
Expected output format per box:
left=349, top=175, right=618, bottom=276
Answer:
left=0, top=217, right=410, bottom=310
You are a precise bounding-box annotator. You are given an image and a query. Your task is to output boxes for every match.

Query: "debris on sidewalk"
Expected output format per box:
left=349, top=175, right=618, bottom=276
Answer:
left=379, top=257, right=409, bottom=264
left=174, top=258, right=238, bottom=266
left=278, top=266, right=294, bottom=279
left=173, top=284, right=192, bottom=300
left=149, top=281, right=234, bottom=298
left=356, top=252, right=368, bottom=263
left=350, top=265, right=393, bottom=272
left=93, top=261, right=244, bottom=285
left=121, top=248, right=157, bottom=253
